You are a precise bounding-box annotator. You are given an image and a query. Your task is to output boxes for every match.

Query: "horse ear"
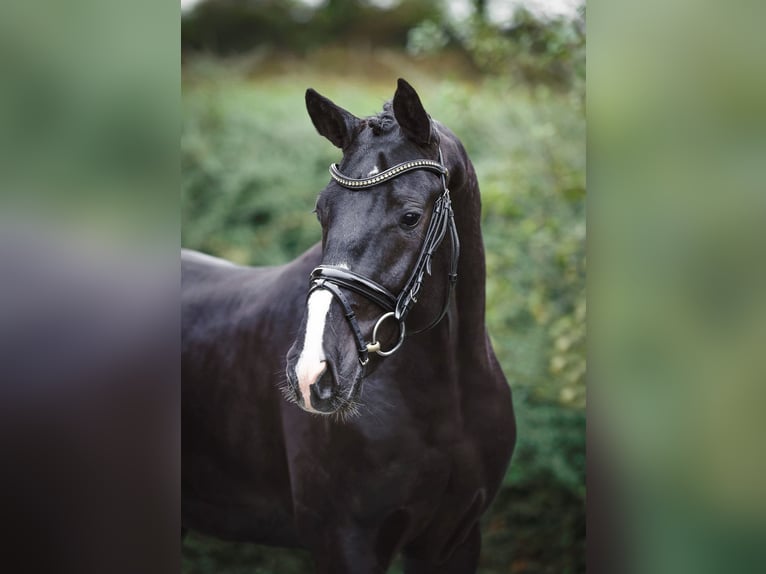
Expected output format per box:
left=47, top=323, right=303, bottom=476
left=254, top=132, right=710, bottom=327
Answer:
left=393, top=78, right=432, bottom=146
left=305, top=89, right=359, bottom=149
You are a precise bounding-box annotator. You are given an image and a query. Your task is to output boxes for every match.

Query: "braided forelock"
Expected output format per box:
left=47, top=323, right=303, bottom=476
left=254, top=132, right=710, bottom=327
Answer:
left=365, top=101, right=395, bottom=136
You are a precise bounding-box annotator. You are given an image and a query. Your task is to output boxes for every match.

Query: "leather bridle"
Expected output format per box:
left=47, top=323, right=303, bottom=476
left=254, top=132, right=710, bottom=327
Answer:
left=308, top=148, right=460, bottom=366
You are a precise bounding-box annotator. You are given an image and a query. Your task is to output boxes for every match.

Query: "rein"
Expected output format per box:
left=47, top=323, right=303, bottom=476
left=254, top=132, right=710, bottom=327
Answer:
left=309, top=148, right=460, bottom=366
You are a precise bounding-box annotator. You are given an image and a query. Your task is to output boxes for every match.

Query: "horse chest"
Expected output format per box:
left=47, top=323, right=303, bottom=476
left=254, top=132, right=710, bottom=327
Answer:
left=288, top=411, right=487, bottom=525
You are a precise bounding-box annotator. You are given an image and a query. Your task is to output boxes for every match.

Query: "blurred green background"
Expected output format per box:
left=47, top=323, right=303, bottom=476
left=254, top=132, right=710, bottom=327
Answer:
left=181, top=1, right=585, bottom=572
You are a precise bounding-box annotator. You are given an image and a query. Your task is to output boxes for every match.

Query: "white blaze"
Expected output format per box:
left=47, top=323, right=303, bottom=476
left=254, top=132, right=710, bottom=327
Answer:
left=296, top=289, right=333, bottom=409
left=368, top=166, right=380, bottom=176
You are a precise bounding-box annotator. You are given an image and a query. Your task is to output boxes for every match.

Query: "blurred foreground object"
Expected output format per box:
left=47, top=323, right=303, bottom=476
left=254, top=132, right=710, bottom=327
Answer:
left=0, top=1, right=179, bottom=572
left=0, top=228, right=179, bottom=574
left=591, top=0, right=766, bottom=571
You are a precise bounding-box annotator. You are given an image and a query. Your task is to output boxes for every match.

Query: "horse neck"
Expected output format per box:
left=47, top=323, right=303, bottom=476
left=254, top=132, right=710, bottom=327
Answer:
left=391, top=164, right=493, bottom=422
left=406, top=151, right=489, bottom=372
left=450, top=152, right=489, bottom=361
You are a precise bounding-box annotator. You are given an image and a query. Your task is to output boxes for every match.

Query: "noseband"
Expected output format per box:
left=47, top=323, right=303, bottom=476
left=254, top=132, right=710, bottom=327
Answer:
left=308, top=149, right=460, bottom=366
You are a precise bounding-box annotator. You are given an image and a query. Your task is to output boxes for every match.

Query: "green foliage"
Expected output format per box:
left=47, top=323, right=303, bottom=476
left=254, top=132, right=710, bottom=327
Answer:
left=182, top=52, right=584, bottom=572
left=183, top=532, right=314, bottom=574
left=182, top=0, right=442, bottom=54
left=182, top=1, right=585, bottom=92
left=410, top=4, right=586, bottom=90
left=182, top=78, right=334, bottom=263
left=406, top=19, right=449, bottom=55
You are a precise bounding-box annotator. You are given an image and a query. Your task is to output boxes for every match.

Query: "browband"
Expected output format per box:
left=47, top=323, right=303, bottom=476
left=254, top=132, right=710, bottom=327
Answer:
left=330, top=159, right=448, bottom=189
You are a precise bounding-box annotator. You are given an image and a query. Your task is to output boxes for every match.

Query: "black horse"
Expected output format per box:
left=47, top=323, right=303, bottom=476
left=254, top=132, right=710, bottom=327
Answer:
left=182, top=79, right=516, bottom=573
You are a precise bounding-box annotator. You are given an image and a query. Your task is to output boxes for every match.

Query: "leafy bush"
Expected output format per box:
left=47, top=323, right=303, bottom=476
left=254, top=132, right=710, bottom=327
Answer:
left=182, top=0, right=441, bottom=54
left=409, top=4, right=586, bottom=91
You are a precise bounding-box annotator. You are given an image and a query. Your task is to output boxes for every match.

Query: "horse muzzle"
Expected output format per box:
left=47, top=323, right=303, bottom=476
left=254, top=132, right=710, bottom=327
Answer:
left=284, top=355, right=339, bottom=415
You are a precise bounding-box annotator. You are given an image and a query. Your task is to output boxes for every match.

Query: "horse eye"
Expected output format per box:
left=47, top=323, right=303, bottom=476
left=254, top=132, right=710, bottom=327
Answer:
left=400, top=212, right=421, bottom=228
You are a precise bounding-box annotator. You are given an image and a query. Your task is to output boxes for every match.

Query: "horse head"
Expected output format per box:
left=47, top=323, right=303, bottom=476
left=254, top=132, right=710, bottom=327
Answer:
left=284, top=79, right=462, bottom=416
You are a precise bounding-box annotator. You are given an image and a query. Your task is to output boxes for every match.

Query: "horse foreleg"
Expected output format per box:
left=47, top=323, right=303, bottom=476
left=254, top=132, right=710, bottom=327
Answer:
left=308, top=526, right=397, bottom=574
left=402, top=525, right=481, bottom=574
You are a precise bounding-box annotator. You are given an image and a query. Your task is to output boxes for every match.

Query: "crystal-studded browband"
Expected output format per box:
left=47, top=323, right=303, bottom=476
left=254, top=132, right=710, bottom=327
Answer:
left=329, top=156, right=448, bottom=190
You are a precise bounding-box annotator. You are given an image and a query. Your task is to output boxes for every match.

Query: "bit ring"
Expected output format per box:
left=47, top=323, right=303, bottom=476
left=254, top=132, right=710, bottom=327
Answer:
left=366, top=312, right=406, bottom=357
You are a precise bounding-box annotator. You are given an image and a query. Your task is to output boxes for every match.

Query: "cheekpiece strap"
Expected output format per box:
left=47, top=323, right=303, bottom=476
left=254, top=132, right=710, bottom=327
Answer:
left=330, top=159, right=448, bottom=189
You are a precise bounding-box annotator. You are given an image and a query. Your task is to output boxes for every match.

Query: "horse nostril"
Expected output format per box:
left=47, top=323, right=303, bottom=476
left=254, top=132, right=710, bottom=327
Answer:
left=309, top=366, right=336, bottom=404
